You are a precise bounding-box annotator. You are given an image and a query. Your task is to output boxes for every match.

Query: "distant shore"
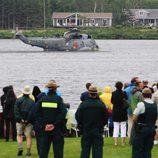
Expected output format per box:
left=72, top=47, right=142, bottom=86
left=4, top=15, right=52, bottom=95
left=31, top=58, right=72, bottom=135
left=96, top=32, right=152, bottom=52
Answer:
left=0, top=27, right=158, bottom=39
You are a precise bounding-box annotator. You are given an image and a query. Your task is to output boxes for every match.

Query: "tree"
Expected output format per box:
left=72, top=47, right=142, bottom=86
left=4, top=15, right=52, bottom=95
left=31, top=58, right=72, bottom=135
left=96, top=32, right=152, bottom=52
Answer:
left=129, top=0, right=144, bottom=9
left=144, top=0, right=158, bottom=9
left=0, top=0, right=158, bottom=28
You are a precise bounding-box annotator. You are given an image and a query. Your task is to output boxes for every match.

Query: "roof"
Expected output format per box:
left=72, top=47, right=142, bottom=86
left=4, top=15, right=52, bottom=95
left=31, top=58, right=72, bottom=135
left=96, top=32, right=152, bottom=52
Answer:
left=130, top=9, right=158, bottom=19
left=52, top=12, right=112, bottom=19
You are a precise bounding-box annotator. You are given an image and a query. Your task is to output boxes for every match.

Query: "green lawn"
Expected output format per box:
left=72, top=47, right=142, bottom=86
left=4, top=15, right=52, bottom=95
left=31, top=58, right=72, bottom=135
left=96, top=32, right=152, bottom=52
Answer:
left=0, top=137, right=158, bottom=158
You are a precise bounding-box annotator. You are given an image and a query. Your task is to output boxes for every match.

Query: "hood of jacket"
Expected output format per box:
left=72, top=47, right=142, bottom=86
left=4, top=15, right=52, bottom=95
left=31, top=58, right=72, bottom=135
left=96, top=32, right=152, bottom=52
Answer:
left=104, top=86, right=112, bottom=93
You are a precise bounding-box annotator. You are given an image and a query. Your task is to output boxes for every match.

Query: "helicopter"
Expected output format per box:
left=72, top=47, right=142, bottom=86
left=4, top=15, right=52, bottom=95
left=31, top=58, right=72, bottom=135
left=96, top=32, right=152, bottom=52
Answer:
left=16, top=28, right=99, bottom=51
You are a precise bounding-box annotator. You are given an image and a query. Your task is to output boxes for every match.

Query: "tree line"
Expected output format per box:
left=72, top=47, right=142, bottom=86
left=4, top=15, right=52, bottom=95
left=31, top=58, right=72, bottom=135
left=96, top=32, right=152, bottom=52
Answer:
left=0, top=0, right=158, bottom=29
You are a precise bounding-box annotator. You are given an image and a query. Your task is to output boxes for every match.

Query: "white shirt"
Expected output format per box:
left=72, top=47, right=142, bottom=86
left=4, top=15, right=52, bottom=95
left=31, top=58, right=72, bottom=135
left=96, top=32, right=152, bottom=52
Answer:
left=133, top=98, right=158, bottom=116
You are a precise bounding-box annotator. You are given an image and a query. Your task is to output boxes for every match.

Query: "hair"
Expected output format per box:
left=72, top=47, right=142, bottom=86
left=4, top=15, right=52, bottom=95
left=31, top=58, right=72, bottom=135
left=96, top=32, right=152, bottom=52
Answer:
left=64, top=103, right=70, bottom=109
left=115, top=81, right=123, bottom=90
left=143, top=80, right=148, bottom=85
left=142, top=88, right=152, bottom=98
left=50, top=79, right=56, bottom=83
left=131, top=77, right=139, bottom=84
left=32, top=86, right=41, bottom=102
left=143, top=93, right=152, bottom=98
left=149, top=87, right=154, bottom=94
left=6, top=89, right=16, bottom=99
left=8, top=85, right=13, bottom=90
left=2, top=86, right=9, bottom=94
left=86, top=83, right=91, bottom=90
left=32, top=86, right=41, bottom=97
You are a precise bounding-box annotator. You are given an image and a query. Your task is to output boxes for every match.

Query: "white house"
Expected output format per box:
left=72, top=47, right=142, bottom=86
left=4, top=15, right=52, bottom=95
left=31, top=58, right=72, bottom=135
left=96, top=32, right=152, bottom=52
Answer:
left=52, top=12, right=113, bottom=27
left=130, top=9, right=158, bottom=27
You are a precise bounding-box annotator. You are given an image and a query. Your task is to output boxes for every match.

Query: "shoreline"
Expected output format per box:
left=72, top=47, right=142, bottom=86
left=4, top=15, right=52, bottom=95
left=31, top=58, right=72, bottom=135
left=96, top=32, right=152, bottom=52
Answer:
left=0, top=27, right=158, bottom=40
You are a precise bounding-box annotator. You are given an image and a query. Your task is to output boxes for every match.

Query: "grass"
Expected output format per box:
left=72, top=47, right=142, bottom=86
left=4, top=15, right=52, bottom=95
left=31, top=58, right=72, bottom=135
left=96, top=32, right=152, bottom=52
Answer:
left=1, top=27, right=158, bottom=39
left=0, top=137, right=158, bottom=158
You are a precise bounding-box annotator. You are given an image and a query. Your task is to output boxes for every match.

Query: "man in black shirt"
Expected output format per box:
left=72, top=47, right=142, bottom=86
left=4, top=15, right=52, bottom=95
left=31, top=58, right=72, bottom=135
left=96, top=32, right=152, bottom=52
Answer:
left=76, top=85, right=108, bottom=158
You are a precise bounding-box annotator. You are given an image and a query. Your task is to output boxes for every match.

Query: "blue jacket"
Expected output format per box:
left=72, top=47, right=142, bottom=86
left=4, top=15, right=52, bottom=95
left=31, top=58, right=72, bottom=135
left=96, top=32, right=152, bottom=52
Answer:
left=124, top=83, right=135, bottom=115
left=80, top=91, right=89, bottom=101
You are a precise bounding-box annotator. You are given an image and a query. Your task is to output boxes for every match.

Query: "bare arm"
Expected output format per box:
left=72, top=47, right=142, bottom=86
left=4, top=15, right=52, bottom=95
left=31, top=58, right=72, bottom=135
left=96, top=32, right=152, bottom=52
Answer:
left=133, top=114, right=138, bottom=123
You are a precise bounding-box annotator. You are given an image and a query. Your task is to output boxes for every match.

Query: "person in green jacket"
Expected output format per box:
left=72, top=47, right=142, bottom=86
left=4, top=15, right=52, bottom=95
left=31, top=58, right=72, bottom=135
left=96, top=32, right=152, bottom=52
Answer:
left=36, top=81, right=67, bottom=158
left=75, top=85, right=108, bottom=158
left=129, top=81, right=144, bottom=144
left=130, top=81, right=144, bottom=113
left=14, top=86, right=35, bottom=156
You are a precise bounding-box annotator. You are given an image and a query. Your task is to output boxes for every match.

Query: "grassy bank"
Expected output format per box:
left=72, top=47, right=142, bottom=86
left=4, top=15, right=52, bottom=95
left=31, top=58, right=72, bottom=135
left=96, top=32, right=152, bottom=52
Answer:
left=0, top=137, right=158, bottom=158
left=1, top=27, right=158, bottom=39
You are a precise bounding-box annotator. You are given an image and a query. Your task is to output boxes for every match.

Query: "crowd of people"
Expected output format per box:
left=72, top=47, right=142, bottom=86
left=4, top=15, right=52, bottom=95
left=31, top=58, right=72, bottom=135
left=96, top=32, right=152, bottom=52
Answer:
left=0, top=77, right=157, bottom=158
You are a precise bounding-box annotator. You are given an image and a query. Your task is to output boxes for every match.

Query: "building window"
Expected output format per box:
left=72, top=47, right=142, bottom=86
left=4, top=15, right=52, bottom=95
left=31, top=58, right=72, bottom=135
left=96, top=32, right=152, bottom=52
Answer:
left=139, top=12, right=144, bottom=15
left=91, top=19, right=95, bottom=26
left=103, top=19, right=107, bottom=26
left=58, top=19, right=63, bottom=25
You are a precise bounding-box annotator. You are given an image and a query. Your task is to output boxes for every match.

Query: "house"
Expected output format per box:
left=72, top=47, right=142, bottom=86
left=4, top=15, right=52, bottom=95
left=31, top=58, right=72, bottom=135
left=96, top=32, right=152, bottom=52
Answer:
left=52, top=12, right=112, bottom=27
left=130, top=9, right=158, bottom=27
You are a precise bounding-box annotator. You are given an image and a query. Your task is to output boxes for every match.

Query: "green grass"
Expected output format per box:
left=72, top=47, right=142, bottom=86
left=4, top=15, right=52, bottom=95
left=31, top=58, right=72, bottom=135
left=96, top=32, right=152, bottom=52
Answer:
left=1, top=27, right=158, bottom=39
left=0, top=137, right=158, bottom=158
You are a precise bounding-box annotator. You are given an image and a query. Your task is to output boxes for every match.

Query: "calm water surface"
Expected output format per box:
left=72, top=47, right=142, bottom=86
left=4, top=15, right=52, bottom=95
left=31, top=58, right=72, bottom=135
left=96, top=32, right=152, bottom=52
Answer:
left=0, top=39, right=158, bottom=108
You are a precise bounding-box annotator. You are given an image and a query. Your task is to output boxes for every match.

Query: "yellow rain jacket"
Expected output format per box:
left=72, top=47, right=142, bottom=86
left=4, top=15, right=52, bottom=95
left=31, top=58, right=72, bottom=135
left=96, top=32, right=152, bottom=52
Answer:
left=100, top=86, right=113, bottom=111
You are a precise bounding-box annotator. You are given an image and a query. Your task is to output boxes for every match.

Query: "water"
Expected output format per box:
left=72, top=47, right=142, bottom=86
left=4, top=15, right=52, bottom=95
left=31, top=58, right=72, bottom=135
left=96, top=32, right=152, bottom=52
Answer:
left=0, top=39, right=158, bottom=108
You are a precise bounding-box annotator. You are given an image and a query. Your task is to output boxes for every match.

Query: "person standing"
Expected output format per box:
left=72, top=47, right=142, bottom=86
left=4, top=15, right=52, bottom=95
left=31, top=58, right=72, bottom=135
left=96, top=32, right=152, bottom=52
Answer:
left=111, top=81, right=128, bottom=146
left=132, top=88, right=158, bottom=158
left=38, top=80, right=62, bottom=99
left=75, top=85, right=108, bottom=158
left=124, top=77, right=140, bottom=138
left=152, top=82, right=158, bottom=145
left=130, top=81, right=144, bottom=113
left=0, top=86, right=11, bottom=138
left=80, top=83, right=92, bottom=101
left=152, top=81, right=158, bottom=105
left=30, top=86, right=41, bottom=155
left=100, top=86, right=113, bottom=136
left=14, top=86, right=35, bottom=156
left=36, top=81, right=67, bottom=158
left=3, top=88, right=17, bottom=141
left=32, top=86, right=41, bottom=103
left=0, top=103, right=3, bottom=138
